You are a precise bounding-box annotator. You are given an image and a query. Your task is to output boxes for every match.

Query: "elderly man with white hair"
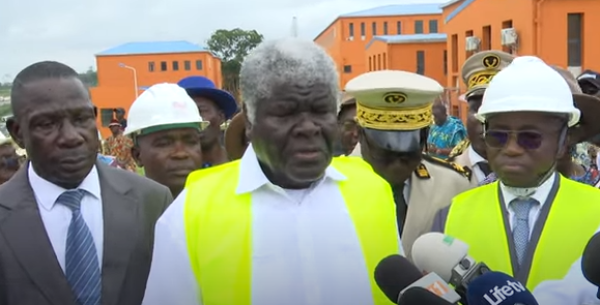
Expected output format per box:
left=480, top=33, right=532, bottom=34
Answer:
left=142, top=38, right=402, bottom=305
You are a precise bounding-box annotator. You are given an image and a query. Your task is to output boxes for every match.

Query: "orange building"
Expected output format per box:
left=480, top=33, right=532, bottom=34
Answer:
left=90, top=41, right=222, bottom=138
left=442, top=0, right=600, bottom=120
left=365, top=33, right=447, bottom=85
left=315, top=4, right=445, bottom=88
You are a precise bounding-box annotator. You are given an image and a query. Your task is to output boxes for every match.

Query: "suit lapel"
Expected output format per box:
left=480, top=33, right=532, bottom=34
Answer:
left=96, top=163, right=138, bottom=305
left=0, top=164, right=75, bottom=305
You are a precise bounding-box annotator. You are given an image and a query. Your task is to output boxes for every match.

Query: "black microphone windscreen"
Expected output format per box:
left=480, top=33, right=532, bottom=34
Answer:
left=582, top=232, right=600, bottom=287
left=398, top=287, right=454, bottom=305
left=374, top=255, right=424, bottom=303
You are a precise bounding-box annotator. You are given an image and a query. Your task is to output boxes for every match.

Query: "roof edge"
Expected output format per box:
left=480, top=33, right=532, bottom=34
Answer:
left=439, top=0, right=463, bottom=8
left=95, top=50, right=214, bottom=57
left=366, top=34, right=447, bottom=49
left=445, top=0, right=477, bottom=23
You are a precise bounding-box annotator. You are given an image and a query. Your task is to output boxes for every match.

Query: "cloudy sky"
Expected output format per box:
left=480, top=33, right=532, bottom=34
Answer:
left=0, top=0, right=446, bottom=80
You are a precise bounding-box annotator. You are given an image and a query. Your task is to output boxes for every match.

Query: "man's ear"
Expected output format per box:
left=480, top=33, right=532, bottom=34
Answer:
left=131, top=145, right=143, bottom=167
left=6, top=117, right=25, bottom=149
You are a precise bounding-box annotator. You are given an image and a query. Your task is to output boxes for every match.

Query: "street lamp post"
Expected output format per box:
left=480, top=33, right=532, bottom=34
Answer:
left=118, top=63, right=138, bottom=98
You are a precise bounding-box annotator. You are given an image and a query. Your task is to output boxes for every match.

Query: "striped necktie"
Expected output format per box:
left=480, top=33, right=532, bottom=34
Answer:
left=509, top=198, right=538, bottom=267
left=58, top=189, right=101, bottom=305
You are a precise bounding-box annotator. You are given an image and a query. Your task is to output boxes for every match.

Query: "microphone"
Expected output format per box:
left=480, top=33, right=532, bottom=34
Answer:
left=466, top=271, right=538, bottom=305
left=374, top=254, right=461, bottom=304
left=412, top=233, right=491, bottom=300
left=582, top=232, right=600, bottom=298
left=398, top=287, right=455, bottom=305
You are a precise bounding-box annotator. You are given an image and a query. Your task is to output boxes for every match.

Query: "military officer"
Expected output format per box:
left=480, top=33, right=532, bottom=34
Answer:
left=345, top=70, right=472, bottom=257
left=448, top=50, right=515, bottom=186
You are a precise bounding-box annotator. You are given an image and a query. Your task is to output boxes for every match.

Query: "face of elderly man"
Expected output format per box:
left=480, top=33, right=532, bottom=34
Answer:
left=240, top=38, right=340, bottom=189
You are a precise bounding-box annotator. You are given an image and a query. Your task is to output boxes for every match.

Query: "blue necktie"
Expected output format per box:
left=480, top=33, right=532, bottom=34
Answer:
left=58, top=189, right=101, bottom=305
left=510, top=198, right=538, bottom=266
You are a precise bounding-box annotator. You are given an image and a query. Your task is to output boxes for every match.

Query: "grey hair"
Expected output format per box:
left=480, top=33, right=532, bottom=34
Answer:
left=239, top=37, right=340, bottom=124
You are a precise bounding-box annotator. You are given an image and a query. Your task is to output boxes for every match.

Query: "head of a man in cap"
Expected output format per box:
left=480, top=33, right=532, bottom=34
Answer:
left=577, top=70, right=600, bottom=97
left=337, top=95, right=358, bottom=155
left=239, top=38, right=339, bottom=189
left=461, top=51, right=515, bottom=158
left=346, top=70, right=443, bottom=186
left=477, top=56, right=580, bottom=188
left=108, top=119, right=122, bottom=137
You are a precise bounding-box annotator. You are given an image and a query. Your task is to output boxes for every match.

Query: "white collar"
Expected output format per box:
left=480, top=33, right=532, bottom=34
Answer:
left=500, top=173, right=556, bottom=207
left=235, top=144, right=346, bottom=194
left=467, top=145, right=486, bottom=165
left=28, top=162, right=101, bottom=211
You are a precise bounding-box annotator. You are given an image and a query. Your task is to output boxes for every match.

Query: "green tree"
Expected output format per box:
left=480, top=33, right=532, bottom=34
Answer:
left=79, top=67, right=98, bottom=87
left=206, top=28, right=264, bottom=99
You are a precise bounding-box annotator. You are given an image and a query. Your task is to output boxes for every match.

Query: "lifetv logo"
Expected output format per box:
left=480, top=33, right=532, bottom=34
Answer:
left=483, top=279, right=526, bottom=305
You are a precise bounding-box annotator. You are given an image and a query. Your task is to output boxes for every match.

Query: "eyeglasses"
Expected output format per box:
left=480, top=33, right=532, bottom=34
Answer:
left=484, top=130, right=544, bottom=150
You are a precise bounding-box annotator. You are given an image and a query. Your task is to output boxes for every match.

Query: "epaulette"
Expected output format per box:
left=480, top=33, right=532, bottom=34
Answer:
left=421, top=154, right=472, bottom=180
left=448, top=139, right=470, bottom=160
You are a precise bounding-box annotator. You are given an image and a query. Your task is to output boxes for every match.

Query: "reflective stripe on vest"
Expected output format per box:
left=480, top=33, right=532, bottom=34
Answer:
left=445, top=175, right=600, bottom=289
left=184, top=157, right=399, bottom=305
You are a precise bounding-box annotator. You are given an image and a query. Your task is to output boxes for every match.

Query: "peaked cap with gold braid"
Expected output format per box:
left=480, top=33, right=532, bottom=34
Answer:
left=461, top=50, right=515, bottom=99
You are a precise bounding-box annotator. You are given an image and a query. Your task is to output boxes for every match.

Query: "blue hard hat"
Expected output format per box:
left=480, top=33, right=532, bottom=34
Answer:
left=177, top=76, right=238, bottom=120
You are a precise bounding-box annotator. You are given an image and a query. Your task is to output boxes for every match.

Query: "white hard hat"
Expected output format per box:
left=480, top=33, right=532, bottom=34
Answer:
left=124, top=83, right=208, bottom=136
left=476, top=56, right=581, bottom=127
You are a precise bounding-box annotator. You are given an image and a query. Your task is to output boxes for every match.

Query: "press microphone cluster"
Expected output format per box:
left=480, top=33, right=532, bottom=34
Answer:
left=582, top=232, right=600, bottom=298
left=411, top=232, right=491, bottom=301
left=374, top=254, right=461, bottom=304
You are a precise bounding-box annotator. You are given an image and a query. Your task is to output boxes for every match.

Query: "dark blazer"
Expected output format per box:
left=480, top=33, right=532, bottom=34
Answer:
left=0, top=162, right=173, bottom=305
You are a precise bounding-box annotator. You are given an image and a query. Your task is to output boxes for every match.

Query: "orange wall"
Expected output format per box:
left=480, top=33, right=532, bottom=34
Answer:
left=316, top=14, right=444, bottom=88
left=443, top=0, right=600, bottom=121
left=91, top=52, right=222, bottom=138
left=365, top=40, right=447, bottom=86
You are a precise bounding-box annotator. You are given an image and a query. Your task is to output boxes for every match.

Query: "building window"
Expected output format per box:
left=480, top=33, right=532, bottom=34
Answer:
left=160, top=61, right=167, bottom=71
left=397, top=21, right=402, bottom=34
left=343, top=65, right=352, bottom=73
left=502, top=20, right=514, bottom=53
left=377, top=54, right=381, bottom=70
left=451, top=34, right=458, bottom=73
left=383, top=53, right=387, bottom=69
left=567, top=13, right=583, bottom=66
left=443, top=50, right=448, bottom=75
left=415, top=20, right=424, bottom=34
left=383, top=22, right=388, bottom=35
left=429, top=20, right=438, bottom=33
left=196, top=60, right=203, bottom=70
left=372, top=22, right=377, bottom=35
left=416, top=50, right=425, bottom=75
left=148, top=62, right=155, bottom=72
left=349, top=23, right=354, bottom=37
left=369, top=57, right=372, bottom=71
left=482, top=25, right=491, bottom=50
left=184, top=60, right=191, bottom=70
left=100, top=108, right=114, bottom=127
left=172, top=61, right=179, bottom=71
left=360, top=22, right=365, bottom=36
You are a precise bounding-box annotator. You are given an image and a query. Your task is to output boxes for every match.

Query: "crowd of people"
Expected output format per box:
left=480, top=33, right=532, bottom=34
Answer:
left=0, top=37, right=600, bottom=304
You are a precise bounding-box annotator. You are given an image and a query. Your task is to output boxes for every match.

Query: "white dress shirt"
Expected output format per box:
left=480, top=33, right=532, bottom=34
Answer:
left=468, top=146, right=488, bottom=183
left=28, top=163, right=104, bottom=271
left=499, top=173, right=555, bottom=239
left=142, top=145, right=404, bottom=305
left=533, top=224, right=600, bottom=305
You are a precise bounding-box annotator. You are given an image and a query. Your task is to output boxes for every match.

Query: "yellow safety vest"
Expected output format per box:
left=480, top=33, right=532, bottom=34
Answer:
left=445, top=175, right=600, bottom=289
left=184, top=157, right=399, bottom=305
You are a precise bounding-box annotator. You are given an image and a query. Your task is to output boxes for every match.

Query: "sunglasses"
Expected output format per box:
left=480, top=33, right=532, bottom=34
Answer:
left=484, top=130, right=544, bottom=150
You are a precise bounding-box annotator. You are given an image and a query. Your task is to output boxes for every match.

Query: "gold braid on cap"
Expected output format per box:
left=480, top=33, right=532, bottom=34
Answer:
left=467, top=71, right=498, bottom=89
left=355, top=102, right=433, bottom=130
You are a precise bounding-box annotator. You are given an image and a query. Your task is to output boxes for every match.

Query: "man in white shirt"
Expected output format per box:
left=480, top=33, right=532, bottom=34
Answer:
left=142, top=38, right=402, bottom=305
left=0, top=61, right=173, bottom=305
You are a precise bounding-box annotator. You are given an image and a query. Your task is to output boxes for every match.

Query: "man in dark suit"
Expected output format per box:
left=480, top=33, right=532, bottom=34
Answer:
left=0, top=61, right=173, bottom=305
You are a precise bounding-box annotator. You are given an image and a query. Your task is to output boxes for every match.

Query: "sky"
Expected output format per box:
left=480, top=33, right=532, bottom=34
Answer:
left=0, top=0, right=447, bottom=81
